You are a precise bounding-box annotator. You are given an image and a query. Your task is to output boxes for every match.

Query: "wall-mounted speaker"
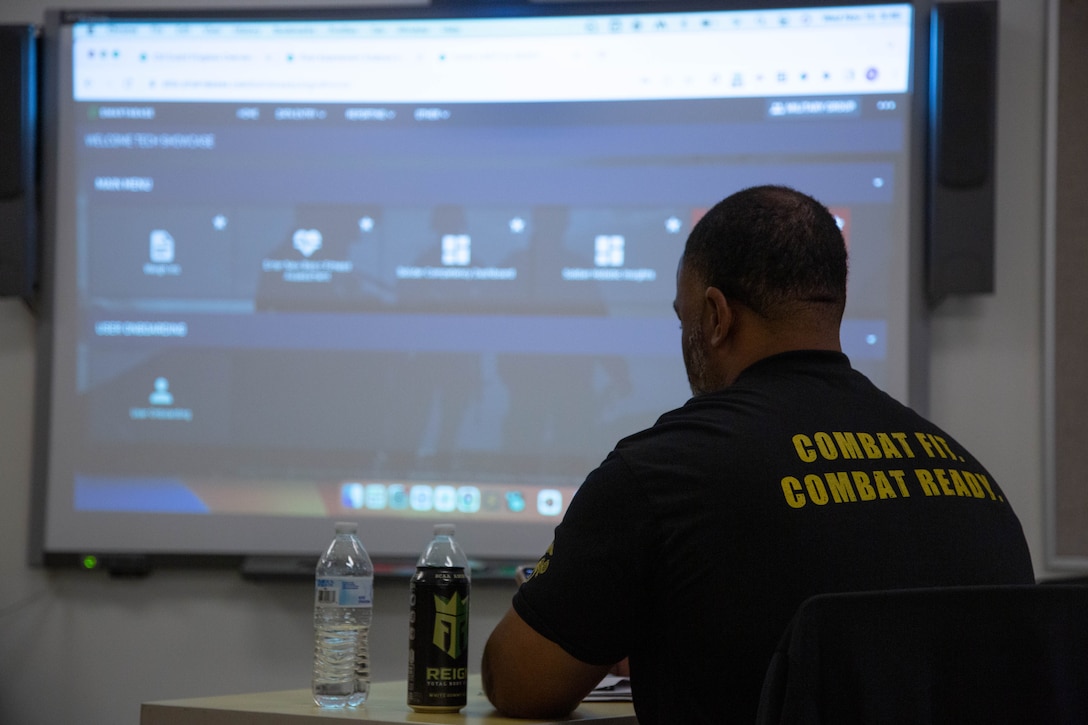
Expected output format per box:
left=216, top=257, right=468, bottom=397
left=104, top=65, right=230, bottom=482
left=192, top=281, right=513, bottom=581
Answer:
left=927, top=1, right=998, bottom=304
left=0, top=24, right=37, bottom=302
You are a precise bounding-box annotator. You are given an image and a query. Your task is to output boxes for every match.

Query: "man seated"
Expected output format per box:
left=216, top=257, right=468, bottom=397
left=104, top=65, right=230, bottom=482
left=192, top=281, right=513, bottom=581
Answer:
left=481, top=185, right=1034, bottom=724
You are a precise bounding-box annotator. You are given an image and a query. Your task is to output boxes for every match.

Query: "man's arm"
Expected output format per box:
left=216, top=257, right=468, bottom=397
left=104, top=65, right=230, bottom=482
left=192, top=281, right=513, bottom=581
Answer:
left=482, top=607, right=612, bottom=719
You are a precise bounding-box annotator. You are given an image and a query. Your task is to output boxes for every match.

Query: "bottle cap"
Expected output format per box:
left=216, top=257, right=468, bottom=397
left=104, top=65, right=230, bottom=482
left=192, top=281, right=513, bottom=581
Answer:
left=434, top=523, right=455, bottom=537
left=335, top=521, right=358, bottom=535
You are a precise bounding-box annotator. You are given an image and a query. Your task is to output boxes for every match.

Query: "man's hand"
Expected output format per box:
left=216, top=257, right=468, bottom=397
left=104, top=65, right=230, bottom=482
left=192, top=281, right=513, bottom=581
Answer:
left=482, top=608, right=611, bottom=719
left=610, top=658, right=631, bottom=678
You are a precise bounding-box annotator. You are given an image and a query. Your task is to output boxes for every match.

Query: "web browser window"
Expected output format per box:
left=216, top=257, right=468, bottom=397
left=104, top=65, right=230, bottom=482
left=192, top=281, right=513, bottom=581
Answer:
left=38, top=2, right=916, bottom=564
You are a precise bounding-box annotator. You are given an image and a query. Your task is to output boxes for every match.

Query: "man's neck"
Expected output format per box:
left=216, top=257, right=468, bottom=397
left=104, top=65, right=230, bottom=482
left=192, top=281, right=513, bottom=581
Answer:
left=716, top=311, right=841, bottom=388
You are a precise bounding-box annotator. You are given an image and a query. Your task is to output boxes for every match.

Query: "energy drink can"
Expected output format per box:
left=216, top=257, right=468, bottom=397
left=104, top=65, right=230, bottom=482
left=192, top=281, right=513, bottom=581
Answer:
left=407, top=566, right=470, bottom=712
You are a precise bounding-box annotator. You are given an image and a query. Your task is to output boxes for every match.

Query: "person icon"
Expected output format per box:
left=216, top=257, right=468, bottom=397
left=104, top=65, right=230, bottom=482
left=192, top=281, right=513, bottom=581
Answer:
left=149, top=377, right=174, bottom=406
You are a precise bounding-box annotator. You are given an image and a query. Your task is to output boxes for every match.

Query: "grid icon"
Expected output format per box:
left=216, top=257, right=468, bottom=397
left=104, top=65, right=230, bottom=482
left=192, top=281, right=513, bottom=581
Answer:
left=442, top=234, right=471, bottom=266
left=594, top=235, right=625, bottom=267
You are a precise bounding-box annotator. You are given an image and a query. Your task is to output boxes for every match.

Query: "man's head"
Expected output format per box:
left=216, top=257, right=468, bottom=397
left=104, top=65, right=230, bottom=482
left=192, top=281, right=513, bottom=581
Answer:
left=674, top=185, right=848, bottom=395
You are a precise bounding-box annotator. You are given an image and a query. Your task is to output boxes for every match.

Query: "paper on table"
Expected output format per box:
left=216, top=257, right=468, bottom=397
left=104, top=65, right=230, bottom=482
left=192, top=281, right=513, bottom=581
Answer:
left=583, top=674, right=632, bottom=702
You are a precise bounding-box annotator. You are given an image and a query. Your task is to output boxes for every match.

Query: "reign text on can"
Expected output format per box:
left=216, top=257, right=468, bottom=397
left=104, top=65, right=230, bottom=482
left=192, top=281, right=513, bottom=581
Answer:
left=407, top=567, right=470, bottom=713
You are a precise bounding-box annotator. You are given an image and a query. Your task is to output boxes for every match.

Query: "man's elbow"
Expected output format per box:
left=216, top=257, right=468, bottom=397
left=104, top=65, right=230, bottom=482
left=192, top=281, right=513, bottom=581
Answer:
left=482, top=640, right=580, bottom=719
left=485, top=678, right=580, bottom=719
left=480, top=644, right=505, bottom=711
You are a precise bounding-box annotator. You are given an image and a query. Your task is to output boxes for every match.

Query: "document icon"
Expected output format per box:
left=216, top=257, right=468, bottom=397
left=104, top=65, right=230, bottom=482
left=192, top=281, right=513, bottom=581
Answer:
left=149, top=230, right=175, bottom=263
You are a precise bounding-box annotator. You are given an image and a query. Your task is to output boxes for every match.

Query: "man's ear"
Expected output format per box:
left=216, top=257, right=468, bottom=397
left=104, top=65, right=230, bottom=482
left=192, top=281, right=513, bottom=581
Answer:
left=704, top=286, right=732, bottom=347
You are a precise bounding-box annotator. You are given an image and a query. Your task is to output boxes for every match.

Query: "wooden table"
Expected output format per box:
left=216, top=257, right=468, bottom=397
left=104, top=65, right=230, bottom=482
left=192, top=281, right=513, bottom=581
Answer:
left=141, top=677, right=637, bottom=724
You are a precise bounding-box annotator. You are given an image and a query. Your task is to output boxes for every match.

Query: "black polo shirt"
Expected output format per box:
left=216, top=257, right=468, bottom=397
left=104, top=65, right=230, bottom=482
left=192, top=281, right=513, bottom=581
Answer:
left=513, top=350, right=1034, bottom=724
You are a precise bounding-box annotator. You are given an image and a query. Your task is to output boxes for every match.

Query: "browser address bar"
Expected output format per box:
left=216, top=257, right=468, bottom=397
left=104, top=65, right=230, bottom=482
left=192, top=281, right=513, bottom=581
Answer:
left=73, top=18, right=911, bottom=103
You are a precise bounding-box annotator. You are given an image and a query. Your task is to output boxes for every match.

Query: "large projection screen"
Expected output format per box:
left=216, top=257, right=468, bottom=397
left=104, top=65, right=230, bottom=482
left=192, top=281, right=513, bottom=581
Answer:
left=32, top=1, right=920, bottom=571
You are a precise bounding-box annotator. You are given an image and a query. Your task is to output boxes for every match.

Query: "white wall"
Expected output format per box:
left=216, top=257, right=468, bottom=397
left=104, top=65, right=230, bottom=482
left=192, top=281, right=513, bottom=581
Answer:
left=0, top=2, right=1054, bottom=724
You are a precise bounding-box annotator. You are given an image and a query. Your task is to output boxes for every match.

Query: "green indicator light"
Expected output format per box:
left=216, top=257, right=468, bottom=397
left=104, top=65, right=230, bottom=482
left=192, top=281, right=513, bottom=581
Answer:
left=82, top=555, right=98, bottom=570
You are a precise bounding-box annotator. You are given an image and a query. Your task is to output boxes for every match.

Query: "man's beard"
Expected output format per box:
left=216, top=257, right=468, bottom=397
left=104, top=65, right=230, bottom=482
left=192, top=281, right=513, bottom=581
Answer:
left=683, top=324, right=712, bottom=396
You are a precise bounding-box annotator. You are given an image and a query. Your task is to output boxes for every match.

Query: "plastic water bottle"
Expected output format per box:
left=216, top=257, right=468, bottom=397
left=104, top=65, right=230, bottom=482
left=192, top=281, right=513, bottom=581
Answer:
left=408, top=523, right=471, bottom=712
left=312, top=521, right=374, bottom=708
left=429, top=523, right=470, bottom=578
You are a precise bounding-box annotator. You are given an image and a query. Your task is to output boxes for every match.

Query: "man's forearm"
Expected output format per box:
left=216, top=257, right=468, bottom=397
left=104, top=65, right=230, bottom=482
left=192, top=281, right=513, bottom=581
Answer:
left=482, top=608, right=610, bottom=719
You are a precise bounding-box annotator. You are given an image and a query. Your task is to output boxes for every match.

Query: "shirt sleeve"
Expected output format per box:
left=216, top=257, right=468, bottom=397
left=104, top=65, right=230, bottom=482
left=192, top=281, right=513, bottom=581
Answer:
left=511, top=449, right=654, bottom=666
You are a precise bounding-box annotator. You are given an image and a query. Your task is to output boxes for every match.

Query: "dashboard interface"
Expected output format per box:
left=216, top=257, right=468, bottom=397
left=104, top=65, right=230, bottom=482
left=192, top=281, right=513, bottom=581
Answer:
left=38, top=2, right=916, bottom=562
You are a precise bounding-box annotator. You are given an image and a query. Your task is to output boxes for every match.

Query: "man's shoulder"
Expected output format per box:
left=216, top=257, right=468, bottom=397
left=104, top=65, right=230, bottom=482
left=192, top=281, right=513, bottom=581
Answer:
left=605, top=394, right=755, bottom=475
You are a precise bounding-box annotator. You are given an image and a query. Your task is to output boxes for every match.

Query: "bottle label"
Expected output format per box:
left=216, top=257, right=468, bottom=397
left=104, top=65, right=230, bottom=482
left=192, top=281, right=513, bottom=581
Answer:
left=315, top=576, right=374, bottom=607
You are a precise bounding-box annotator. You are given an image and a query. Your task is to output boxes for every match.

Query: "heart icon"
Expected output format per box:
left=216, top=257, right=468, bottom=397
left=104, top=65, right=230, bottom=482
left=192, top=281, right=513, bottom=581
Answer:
left=292, top=228, right=323, bottom=257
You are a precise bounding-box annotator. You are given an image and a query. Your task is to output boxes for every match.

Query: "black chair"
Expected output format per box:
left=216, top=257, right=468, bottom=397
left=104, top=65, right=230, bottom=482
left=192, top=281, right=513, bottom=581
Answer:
left=756, top=585, right=1088, bottom=725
